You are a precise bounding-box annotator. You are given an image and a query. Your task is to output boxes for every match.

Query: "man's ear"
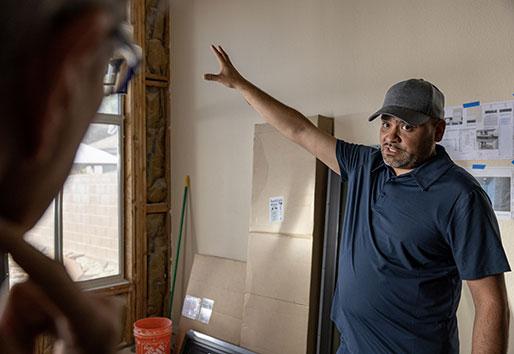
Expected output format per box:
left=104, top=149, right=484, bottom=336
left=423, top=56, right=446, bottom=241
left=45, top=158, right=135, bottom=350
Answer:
left=26, top=8, right=113, bottom=162
left=434, top=118, right=446, bottom=142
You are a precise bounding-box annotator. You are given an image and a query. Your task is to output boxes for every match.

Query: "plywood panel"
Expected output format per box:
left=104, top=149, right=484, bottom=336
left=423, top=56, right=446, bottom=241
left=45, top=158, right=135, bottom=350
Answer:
left=250, top=124, right=317, bottom=236
left=241, top=294, right=309, bottom=354
left=177, top=254, right=246, bottom=347
left=247, top=232, right=312, bottom=306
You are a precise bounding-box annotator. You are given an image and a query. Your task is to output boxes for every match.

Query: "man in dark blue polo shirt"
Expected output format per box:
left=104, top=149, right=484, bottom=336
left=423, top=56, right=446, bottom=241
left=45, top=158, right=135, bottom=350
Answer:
left=206, top=46, right=510, bottom=353
left=331, top=79, right=510, bottom=353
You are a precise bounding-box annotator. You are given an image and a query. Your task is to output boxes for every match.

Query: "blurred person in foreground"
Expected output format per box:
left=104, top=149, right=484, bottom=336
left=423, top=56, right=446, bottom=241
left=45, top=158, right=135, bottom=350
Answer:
left=0, top=0, right=136, bottom=353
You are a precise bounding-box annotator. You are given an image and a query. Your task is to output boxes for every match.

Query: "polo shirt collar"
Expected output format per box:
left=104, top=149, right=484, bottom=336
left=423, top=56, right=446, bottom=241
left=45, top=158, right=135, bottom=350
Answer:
left=372, top=145, right=454, bottom=191
left=410, top=145, right=453, bottom=191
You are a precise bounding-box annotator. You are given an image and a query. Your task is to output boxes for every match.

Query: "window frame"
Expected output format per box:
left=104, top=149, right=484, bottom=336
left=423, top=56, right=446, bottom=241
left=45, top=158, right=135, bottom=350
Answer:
left=73, top=96, right=127, bottom=289
left=9, top=95, right=129, bottom=290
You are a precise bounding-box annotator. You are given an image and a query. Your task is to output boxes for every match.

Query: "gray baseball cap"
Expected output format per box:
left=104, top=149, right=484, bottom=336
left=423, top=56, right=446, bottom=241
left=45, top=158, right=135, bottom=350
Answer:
left=368, top=79, right=445, bottom=125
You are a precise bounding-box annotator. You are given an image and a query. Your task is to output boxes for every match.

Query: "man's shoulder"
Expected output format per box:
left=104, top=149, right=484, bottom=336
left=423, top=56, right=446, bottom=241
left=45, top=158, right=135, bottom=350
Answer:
left=443, top=163, right=482, bottom=191
left=336, top=140, right=382, bottom=174
left=438, top=163, right=488, bottom=206
left=336, top=139, right=380, bottom=158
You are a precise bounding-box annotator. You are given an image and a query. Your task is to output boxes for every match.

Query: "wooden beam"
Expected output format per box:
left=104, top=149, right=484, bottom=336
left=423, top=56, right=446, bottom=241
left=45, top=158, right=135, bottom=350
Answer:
left=145, top=73, right=169, bottom=82
left=145, top=79, right=169, bottom=88
left=129, top=0, right=148, bottom=324
left=146, top=203, right=169, bottom=214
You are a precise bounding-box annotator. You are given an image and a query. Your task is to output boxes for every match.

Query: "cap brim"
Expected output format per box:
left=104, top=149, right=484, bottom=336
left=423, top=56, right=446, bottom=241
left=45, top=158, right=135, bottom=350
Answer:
left=368, top=105, right=432, bottom=125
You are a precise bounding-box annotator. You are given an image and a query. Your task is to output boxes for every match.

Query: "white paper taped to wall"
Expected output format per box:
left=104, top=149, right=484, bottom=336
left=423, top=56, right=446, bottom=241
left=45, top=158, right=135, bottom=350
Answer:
left=468, top=166, right=514, bottom=219
left=198, top=298, right=215, bottom=324
left=269, top=196, right=284, bottom=223
left=182, top=295, right=216, bottom=324
left=182, top=294, right=202, bottom=320
left=442, top=100, right=514, bottom=160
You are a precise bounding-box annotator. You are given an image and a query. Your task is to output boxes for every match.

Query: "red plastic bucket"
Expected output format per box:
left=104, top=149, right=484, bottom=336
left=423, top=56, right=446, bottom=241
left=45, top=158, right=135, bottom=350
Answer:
left=133, top=317, right=172, bottom=354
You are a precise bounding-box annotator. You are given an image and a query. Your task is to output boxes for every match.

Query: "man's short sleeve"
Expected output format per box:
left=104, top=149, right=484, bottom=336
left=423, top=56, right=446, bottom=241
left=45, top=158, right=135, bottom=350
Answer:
left=446, top=188, right=511, bottom=280
left=336, top=139, right=375, bottom=181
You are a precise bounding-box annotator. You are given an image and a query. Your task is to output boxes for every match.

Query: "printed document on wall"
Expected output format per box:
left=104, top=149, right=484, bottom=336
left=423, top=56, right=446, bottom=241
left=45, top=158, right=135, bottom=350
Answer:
left=442, top=101, right=514, bottom=160
left=478, top=101, right=513, bottom=160
left=443, top=104, right=476, bottom=160
left=468, top=167, right=514, bottom=219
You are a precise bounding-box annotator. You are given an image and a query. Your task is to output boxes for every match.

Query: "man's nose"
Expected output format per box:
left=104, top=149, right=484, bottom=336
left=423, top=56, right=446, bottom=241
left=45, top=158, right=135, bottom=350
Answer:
left=383, top=126, right=401, bottom=143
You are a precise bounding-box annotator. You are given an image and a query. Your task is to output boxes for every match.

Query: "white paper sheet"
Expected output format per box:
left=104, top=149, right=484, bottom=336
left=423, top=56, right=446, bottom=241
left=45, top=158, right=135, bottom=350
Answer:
left=182, top=294, right=202, bottom=320
left=198, top=298, right=215, bottom=324
left=468, top=166, right=514, bottom=219
left=269, top=196, right=284, bottom=223
left=442, top=101, right=514, bottom=161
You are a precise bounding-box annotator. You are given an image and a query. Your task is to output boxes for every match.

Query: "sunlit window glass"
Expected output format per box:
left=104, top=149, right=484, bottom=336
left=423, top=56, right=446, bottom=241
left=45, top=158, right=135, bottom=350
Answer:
left=63, top=123, right=121, bottom=281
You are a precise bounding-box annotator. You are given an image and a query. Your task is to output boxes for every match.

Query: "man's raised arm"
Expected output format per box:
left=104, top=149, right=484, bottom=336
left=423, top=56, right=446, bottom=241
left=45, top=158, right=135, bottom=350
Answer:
left=204, top=45, right=339, bottom=175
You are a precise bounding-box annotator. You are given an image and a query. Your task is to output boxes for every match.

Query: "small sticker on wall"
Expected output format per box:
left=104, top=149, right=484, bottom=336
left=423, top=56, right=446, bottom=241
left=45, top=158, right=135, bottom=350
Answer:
left=182, top=295, right=201, bottom=320
left=269, top=196, right=284, bottom=223
left=198, top=298, right=215, bottom=324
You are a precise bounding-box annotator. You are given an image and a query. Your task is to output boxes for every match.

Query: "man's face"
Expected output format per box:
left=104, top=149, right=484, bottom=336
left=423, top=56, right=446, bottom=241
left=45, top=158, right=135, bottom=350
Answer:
left=379, top=116, right=442, bottom=170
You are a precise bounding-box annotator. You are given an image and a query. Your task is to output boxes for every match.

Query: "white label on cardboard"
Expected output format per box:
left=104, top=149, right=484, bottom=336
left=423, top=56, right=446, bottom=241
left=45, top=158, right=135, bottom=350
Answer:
left=182, top=294, right=201, bottom=320
left=269, top=196, right=284, bottom=223
left=198, top=298, right=215, bottom=324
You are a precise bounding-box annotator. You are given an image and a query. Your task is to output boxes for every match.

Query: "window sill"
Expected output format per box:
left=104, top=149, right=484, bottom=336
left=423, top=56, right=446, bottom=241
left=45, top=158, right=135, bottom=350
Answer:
left=81, top=278, right=131, bottom=296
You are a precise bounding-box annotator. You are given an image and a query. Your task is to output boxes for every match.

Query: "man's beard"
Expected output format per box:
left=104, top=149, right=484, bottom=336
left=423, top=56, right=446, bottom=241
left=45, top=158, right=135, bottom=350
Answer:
left=381, top=139, right=435, bottom=169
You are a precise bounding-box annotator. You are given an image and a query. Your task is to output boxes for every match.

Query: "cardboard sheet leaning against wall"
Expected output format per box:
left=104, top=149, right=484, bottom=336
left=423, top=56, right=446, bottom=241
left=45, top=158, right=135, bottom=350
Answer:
left=249, top=123, right=316, bottom=236
left=242, top=117, right=333, bottom=354
left=177, top=254, right=247, bottom=349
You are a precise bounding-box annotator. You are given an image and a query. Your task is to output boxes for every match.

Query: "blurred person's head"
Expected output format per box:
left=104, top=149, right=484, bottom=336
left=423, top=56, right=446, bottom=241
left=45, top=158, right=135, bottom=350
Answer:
left=0, top=0, right=126, bottom=231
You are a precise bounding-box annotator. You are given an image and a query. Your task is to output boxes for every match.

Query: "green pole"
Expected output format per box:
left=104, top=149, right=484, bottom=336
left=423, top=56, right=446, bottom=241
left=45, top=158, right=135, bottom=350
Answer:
left=169, top=175, right=190, bottom=319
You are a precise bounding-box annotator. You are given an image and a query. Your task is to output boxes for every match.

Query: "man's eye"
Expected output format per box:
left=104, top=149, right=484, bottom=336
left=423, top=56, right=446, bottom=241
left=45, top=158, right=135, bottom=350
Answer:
left=381, top=122, right=389, bottom=129
left=402, top=124, right=414, bottom=131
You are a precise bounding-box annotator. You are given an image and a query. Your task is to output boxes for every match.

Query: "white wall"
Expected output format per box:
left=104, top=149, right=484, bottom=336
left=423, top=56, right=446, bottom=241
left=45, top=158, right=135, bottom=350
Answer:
left=170, top=0, right=514, bottom=351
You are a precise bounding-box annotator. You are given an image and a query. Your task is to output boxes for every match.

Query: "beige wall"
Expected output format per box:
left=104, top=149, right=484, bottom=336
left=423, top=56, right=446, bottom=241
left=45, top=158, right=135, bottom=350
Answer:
left=170, top=0, right=514, bottom=351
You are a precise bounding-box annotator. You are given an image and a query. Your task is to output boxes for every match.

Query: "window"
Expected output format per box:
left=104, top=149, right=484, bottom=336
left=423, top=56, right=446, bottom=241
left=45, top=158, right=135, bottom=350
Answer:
left=9, top=95, right=124, bottom=288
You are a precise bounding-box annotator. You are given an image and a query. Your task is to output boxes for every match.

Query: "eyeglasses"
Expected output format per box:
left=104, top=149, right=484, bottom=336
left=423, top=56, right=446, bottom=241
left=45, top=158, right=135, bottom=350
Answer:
left=103, top=24, right=142, bottom=96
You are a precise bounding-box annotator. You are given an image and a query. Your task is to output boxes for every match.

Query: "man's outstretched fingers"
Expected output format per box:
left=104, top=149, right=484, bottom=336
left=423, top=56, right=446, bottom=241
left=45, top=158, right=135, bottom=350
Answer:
left=204, top=73, right=219, bottom=81
left=218, top=45, right=232, bottom=64
left=211, top=44, right=226, bottom=64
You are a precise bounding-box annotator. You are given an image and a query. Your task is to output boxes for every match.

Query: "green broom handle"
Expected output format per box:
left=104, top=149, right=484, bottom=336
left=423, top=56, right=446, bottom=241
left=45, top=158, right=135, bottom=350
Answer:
left=169, top=175, right=190, bottom=319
